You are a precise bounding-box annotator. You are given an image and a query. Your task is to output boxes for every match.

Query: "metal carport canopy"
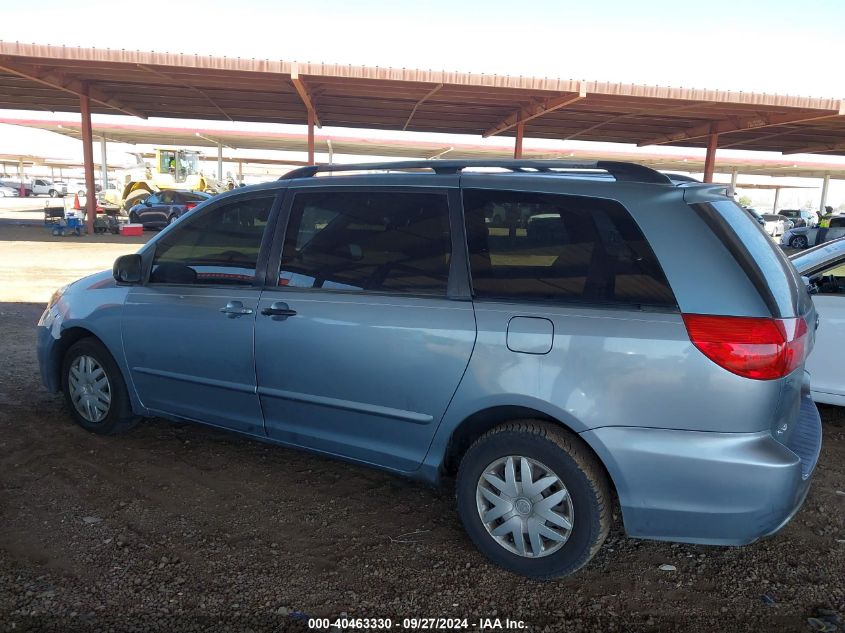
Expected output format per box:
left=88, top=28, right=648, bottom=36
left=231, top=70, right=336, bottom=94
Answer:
left=1, top=41, right=844, bottom=156
left=5, top=117, right=845, bottom=180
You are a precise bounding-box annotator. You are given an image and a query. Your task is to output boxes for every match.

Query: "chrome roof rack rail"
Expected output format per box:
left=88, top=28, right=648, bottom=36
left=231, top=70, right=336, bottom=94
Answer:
left=279, top=159, right=673, bottom=185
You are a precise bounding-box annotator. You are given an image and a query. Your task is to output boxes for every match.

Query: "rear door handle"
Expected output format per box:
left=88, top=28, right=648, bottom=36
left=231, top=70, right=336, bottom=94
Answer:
left=219, top=300, right=254, bottom=318
left=261, top=301, right=297, bottom=318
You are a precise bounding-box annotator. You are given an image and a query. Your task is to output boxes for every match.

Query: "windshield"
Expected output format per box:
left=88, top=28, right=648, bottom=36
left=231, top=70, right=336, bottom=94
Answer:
left=178, top=151, right=200, bottom=176
left=790, top=237, right=845, bottom=273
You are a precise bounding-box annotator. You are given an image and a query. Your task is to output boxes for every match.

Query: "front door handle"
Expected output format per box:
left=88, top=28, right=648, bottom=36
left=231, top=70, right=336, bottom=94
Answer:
left=220, top=300, right=254, bottom=318
left=261, top=301, right=297, bottom=319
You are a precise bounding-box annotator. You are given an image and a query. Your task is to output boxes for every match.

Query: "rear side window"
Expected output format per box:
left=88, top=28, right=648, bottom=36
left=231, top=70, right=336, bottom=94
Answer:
left=462, top=189, right=675, bottom=307
left=279, top=190, right=452, bottom=295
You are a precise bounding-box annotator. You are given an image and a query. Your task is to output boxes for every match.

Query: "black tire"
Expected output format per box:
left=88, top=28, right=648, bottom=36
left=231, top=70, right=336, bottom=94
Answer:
left=167, top=214, right=178, bottom=225
left=790, top=235, right=809, bottom=249
left=128, top=212, right=139, bottom=224
left=456, top=420, right=611, bottom=579
left=49, top=189, right=58, bottom=197
left=61, top=338, right=139, bottom=435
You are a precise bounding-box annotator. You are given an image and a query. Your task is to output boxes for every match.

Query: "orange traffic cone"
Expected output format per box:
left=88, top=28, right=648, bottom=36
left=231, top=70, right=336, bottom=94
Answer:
left=73, top=193, right=81, bottom=210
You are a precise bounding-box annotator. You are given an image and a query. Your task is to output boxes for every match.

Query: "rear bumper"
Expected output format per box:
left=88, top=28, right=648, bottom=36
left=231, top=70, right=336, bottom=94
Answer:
left=581, top=396, right=821, bottom=545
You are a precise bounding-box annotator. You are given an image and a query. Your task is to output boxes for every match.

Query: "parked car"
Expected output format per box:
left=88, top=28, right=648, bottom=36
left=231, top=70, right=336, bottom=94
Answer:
left=743, top=206, right=766, bottom=227
left=781, top=215, right=845, bottom=249
left=791, top=237, right=845, bottom=405
left=38, top=160, right=821, bottom=579
left=777, top=215, right=795, bottom=231
left=760, top=213, right=787, bottom=237
left=0, top=179, right=31, bottom=196
left=31, top=178, right=67, bottom=197
left=127, top=190, right=211, bottom=228
left=0, top=184, right=20, bottom=197
left=779, top=208, right=818, bottom=228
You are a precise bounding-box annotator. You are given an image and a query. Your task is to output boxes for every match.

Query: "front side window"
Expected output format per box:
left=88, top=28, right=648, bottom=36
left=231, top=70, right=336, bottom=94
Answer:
left=279, top=190, right=452, bottom=295
left=462, top=189, right=675, bottom=307
left=150, top=196, right=274, bottom=285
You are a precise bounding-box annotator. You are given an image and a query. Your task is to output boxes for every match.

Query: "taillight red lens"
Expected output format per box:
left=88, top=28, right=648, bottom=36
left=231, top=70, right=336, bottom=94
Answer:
left=682, top=314, right=808, bottom=380
left=185, top=202, right=198, bottom=210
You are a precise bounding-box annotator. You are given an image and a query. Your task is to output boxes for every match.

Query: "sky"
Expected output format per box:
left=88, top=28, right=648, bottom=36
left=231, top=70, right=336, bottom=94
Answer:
left=1, top=0, right=844, bottom=208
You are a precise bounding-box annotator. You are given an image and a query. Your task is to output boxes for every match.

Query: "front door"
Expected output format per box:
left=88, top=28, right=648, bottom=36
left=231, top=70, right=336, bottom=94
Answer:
left=254, top=187, right=476, bottom=472
left=122, top=193, right=279, bottom=434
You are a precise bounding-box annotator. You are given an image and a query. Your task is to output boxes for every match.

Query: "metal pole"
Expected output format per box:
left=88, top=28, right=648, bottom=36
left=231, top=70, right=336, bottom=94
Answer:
left=18, top=159, right=25, bottom=196
left=729, top=168, right=738, bottom=195
left=238, top=161, right=243, bottom=184
left=820, top=173, right=831, bottom=212
left=773, top=187, right=781, bottom=213
left=215, top=148, right=223, bottom=182
left=327, top=138, right=334, bottom=165
left=703, top=126, right=718, bottom=183
left=307, top=109, right=315, bottom=166
left=100, top=136, right=108, bottom=190
left=80, top=84, right=97, bottom=234
left=514, top=122, right=524, bottom=159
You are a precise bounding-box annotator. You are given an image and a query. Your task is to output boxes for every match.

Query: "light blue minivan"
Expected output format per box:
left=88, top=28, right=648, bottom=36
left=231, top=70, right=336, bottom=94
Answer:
left=37, top=160, right=822, bottom=578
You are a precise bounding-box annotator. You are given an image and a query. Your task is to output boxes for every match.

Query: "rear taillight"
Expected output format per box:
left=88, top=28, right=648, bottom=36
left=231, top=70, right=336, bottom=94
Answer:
left=185, top=202, right=198, bottom=211
left=682, top=314, right=809, bottom=380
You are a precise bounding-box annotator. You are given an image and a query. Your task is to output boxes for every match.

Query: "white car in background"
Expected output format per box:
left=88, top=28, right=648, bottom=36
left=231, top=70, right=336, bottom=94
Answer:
left=759, top=213, right=786, bottom=237
left=791, top=237, right=845, bottom=405
left=0, top=184, right=20, bottom=197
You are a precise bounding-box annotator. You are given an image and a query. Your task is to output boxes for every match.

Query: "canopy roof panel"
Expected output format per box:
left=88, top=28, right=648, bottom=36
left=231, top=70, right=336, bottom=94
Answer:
left=0, top=41, right=843, bottom=155
left=3, top=117, right=845, bottom=179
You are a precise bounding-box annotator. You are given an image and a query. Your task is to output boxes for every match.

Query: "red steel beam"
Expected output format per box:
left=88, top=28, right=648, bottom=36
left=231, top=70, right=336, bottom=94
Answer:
left=307, top=109, right=315, bottom=165
left=514, top=122, right=524, bottom=158
left=0, top=58, right=146, bottom=119
left=639, top=102, right=845, bottom=147
left=484, top=86, right=586, bottom=138
left=703, top=126, right=718, bottom=183
left=80, top=85, right=97, bottom=234
left=291, top=68, right=322, bottom=128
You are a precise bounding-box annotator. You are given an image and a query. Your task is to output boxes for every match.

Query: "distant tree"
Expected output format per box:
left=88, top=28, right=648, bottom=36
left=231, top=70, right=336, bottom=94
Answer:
left=738, top=195, right=752, bottom=207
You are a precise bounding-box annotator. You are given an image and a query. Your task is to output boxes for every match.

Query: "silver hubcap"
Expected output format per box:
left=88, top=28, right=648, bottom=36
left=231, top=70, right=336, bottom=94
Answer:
left=476, top=455, right=574, bottom=558
left=69, top=355, right=111, bottom=423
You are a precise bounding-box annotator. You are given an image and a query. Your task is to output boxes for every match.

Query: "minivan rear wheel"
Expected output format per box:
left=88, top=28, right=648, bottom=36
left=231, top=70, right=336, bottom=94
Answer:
left=456, top=420, right=611, bottom=579
left=61, top=338, right=138, bottom=435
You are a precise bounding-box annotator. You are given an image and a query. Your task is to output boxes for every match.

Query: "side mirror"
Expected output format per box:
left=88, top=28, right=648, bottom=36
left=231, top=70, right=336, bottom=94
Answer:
left=113, top=254, right=143, bottom=284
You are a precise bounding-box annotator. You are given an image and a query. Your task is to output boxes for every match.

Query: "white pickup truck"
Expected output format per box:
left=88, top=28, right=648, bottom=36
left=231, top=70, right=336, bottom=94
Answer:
left=31, top=178, right=67, bottom=197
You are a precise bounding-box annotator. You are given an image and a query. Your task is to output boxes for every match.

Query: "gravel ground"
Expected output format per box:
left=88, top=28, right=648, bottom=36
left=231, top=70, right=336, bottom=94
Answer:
left=1, top=298, right=844, bottom=632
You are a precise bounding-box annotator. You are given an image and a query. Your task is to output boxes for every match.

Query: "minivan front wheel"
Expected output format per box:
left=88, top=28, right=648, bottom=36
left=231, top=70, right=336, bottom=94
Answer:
left=61, top=338, right=138, bottom=435
left=456, top=421, right=611, bottom=578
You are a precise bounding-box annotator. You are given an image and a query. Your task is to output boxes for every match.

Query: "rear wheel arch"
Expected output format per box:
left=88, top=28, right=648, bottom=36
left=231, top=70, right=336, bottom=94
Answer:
left=442, top=406, right=618, bottom=501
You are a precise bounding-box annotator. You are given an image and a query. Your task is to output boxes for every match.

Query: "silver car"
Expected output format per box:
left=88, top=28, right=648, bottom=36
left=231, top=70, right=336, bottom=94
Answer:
left=37, top=160, right=822, bottom=578
left=782, top=215, right=845, bottom=249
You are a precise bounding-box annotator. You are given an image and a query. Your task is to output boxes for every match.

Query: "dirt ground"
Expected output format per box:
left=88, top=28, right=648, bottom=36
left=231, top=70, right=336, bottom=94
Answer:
left=0, top=219, right=843, bottom=632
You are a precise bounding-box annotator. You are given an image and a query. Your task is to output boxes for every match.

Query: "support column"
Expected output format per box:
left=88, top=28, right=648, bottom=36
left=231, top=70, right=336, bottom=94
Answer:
left=820, top=173, right=831, bottom=212
left=703, top=126, right=718, bottom=183
left=100, top=136, right=108, bottom=190
left=18, top=159, right=25, bottom=197
left=773, top=187, right=781, bottom=213
left=217, top=143, right=223, bottom=182
left=514, top=122, right=524, bottom=159
left=307, top=109, right=315, bottom=166
left=238, top=161, right=243, bottom=184
left=729, top=168, right=738, bottom=195
left=80, top=84, right=97, bottom=234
